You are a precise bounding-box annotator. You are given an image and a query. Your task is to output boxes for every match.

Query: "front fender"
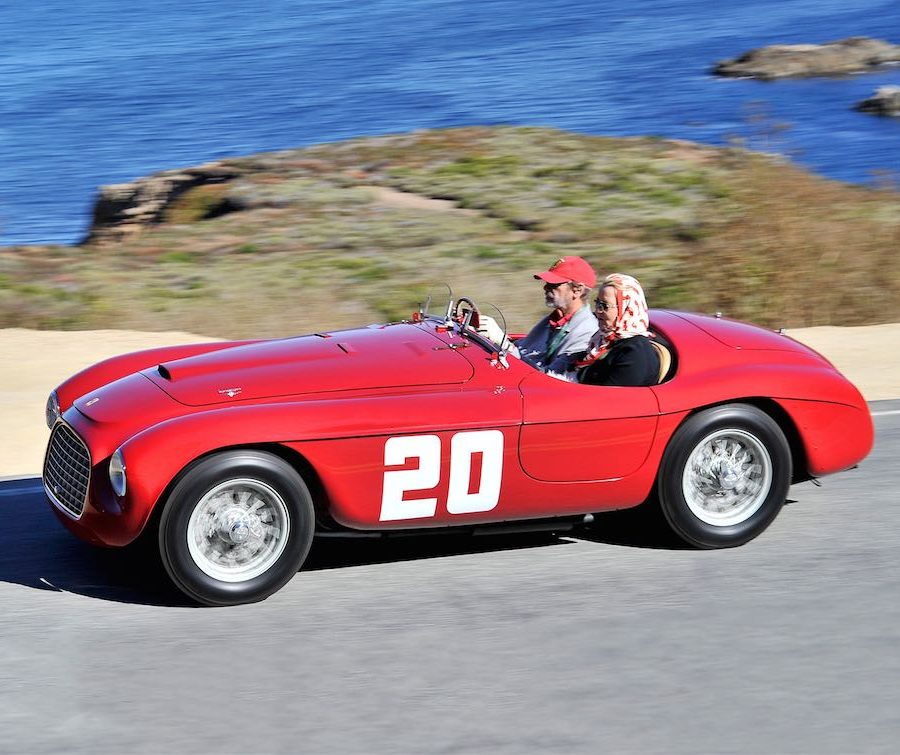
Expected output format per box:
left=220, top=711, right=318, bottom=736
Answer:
left=117, top=386, right=523, bottom=538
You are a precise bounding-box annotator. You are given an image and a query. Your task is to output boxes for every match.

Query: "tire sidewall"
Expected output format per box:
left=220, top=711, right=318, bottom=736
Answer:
left=659, top=404, right=791, bottom=548
left=159, top=450, right=315, bottom=606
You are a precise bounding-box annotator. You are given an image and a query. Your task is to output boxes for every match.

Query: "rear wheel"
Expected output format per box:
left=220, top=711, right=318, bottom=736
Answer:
left=158, top=450, right=315, bottom=606
left=658, top=404, right=791, bottom=548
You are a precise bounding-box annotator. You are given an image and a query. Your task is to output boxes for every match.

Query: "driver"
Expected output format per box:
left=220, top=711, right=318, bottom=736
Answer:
left=514, top=256, right=599, bottom=373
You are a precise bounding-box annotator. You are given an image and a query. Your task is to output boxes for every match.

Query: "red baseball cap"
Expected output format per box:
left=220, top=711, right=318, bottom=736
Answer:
left=534, top=256, right=597, bottom=288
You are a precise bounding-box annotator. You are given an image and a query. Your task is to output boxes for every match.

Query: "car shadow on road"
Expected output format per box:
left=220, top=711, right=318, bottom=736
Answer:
left=304, top=504, right=692, bottom=571
left=1, top=480, right=691, bottom=606
left=574, top=505, right=691, bottom=550
left=0, top=481, right=576, bottom=606
left=305, top=530, right=570, bottom=571
left=0, top=480, right=193, bottom=606
left=574, top=497, right=800, bottom=549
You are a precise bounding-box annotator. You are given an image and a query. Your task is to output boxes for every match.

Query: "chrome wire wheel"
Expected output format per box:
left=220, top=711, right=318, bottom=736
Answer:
left=682, top=428, right=773, bottom=527
left=186, top=478, right=290, bottom=583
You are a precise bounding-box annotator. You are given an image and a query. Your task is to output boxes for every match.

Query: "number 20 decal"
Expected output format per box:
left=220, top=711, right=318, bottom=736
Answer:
left=379, top=430, right=504, bottom=522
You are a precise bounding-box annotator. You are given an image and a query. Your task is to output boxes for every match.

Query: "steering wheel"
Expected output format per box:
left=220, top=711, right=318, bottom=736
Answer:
left=451, top=296, right=481, bottom=330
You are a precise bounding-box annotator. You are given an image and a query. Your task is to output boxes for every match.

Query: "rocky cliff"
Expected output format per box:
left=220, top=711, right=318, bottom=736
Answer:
left=85, top=163, right=244, bottom=243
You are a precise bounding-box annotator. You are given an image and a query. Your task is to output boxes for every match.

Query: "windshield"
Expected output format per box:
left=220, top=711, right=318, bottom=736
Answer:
left=419, top=283, right=454, bottom=321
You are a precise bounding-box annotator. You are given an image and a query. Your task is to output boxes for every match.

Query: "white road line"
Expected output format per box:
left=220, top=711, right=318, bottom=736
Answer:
left=872, top=409, right=900, bottom=417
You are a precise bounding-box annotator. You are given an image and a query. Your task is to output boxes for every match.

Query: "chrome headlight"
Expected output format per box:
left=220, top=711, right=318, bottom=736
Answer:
left=109, top=449, right=127, bottom=498
left=45, top=391, right=61, bottom=429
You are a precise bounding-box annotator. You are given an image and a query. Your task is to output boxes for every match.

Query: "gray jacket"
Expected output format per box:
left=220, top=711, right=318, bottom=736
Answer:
left=515, top=306, right=599, bottom=374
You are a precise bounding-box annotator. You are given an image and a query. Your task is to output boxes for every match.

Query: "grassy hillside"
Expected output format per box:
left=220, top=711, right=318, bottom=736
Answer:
left=1, top=126, right=898, bottom=338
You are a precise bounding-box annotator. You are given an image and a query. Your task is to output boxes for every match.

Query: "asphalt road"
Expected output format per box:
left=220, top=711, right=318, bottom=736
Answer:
left=1, top=401, right=899, bottom=754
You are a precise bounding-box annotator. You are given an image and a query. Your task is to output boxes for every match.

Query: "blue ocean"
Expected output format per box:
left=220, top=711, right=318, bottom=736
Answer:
left=1, top=0, right=898, bottom=246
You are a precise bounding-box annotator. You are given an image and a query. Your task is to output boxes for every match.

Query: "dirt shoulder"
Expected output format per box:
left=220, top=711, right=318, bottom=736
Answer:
left=1, top=329, right=223, bottom=478
left=2, top=324, right=896, bottom=478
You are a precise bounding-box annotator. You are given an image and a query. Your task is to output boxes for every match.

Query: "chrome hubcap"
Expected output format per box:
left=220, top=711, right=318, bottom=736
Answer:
left=682, top=429, right=772, bottom=527
left=187, top=479, right=290, bottom=582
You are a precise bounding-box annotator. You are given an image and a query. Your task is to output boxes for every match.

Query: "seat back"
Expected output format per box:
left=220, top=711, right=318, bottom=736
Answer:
left=650, top=340, right=672, bottom=384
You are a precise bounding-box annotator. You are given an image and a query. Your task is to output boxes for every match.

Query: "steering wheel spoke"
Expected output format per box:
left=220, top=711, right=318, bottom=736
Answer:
left=451, top=296, right=481, bottom=330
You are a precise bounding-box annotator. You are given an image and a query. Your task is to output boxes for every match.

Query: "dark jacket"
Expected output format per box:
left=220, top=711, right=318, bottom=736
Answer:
left=578, top=335, right=659, bottom=387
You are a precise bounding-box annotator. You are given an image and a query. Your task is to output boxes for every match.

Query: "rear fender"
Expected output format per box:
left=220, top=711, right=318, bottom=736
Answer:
left=773, top=398, right=873, bottom=477
left=653, top=360, right=867, bottom=414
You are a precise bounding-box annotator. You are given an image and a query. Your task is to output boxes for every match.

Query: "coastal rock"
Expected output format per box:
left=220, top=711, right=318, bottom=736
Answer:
left=855, top=86, right=900, bottom=117
left=85, top=163, right=243, bottom=243
left=714, top=37, right=900, bottom=79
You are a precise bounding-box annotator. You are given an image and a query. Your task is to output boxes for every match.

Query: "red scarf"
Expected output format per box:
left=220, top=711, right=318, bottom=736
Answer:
left=548, top=309, right=577, bottom=330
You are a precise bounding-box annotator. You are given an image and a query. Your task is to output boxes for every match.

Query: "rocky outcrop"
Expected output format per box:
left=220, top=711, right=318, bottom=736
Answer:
left=84, top=162, right=243, bottom=243
left=855, top=86, right=900, bottom=116
left=714, top=37, right=900, bottom=79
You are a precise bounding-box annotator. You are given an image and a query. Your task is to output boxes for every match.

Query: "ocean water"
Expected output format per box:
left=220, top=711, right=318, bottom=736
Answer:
left=1, top=0, right=898, bottom=246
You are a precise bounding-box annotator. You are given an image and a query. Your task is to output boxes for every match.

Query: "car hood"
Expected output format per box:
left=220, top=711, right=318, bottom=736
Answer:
left=141, top=323, right=474, bottom=406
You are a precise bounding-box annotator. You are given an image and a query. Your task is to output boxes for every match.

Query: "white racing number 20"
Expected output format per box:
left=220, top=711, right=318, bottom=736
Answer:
left=379, top=430, right=504, bottom=522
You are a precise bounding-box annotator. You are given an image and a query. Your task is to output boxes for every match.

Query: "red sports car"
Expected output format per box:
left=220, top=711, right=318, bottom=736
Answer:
left=42, top=296, right=873, bottom=605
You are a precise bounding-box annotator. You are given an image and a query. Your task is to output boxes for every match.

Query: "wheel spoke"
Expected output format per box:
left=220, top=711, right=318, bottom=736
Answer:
left=186, top=478, right=291, bottom=583
left=682, top=429, right=773, bottom=527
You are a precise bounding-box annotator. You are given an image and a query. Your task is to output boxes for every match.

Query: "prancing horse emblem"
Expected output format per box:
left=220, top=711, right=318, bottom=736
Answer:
left=218, top=387, right=242, bottom=398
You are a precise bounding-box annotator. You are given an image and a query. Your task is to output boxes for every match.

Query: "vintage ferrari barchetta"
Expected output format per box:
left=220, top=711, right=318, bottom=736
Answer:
left=42, top=296, right=873, bottom=605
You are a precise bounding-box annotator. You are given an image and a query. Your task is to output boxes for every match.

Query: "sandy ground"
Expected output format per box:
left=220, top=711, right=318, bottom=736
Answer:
left=1, top=329, right=223, bottom=478
left=2, top=324, right=897, bottom=478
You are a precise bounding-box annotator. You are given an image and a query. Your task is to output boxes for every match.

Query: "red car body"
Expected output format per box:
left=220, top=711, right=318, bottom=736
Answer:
left=42, top=307, right=873, bottom=604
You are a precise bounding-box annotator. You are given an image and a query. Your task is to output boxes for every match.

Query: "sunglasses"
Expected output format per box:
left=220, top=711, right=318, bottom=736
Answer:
left=594, top=300, right=616, bottom=312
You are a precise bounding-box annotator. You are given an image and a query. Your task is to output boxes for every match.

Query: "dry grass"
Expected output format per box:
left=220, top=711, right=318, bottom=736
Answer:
left=682, top=157, right=900, bottom=326
left=1, top=127, right=898, bottom=338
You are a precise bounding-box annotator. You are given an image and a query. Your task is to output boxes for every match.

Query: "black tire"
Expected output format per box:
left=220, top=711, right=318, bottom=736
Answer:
left=658, top=403, right=791, bottom=549
left=158, top=450, right=315, bottom=606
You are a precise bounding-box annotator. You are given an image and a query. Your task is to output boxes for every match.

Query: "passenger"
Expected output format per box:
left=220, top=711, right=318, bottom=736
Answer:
left=574, top=273, right=659, bottom=387
left=514, top=256, right=599, bottom=374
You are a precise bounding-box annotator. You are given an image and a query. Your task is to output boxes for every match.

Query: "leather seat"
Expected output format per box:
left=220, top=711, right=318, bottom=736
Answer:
left=650, top=340, right=672, bottom=384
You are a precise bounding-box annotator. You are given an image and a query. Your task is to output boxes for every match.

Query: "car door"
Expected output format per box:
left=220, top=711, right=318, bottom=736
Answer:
left=517, top=370, right=660, bottom=482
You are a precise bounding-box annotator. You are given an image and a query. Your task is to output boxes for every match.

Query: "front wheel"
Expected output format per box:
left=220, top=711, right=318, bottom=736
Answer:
left=658, top=404, right=791, bottom=548
left=158, top=450, right=315, bottom=606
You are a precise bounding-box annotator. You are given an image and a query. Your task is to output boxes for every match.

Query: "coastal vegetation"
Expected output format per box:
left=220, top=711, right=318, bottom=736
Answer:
left=0, top=126, right=897, bottom=338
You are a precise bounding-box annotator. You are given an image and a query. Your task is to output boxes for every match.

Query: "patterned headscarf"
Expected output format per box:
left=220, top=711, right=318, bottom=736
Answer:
left=576, top=273, right=650, bottom=368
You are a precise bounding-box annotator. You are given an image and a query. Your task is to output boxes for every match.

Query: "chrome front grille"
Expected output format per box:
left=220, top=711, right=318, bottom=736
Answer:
left=44, top=423, right=91, bottom=518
